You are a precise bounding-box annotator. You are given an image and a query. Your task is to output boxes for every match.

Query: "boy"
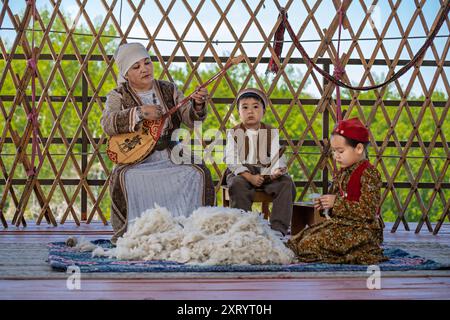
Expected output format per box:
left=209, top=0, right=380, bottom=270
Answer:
left=224, top=88, right=296, bottom=238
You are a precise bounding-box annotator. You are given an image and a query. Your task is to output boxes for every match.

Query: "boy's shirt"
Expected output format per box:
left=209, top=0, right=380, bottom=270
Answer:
left=246, top=129, right=258, bottom=165
left=225, top=122, right=287, bottom=176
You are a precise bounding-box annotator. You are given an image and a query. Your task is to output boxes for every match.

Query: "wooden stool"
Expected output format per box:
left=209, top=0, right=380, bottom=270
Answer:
left=221, top=186, right=273, bottom=219
left=291, top=202, right=325, bottom=235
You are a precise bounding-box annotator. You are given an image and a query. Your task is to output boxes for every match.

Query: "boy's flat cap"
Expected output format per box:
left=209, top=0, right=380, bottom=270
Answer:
left=236, top=88, right=268, bottom=109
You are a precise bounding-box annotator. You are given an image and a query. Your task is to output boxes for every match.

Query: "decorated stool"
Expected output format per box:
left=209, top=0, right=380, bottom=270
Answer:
left=221, top=186, right=273, bottom=219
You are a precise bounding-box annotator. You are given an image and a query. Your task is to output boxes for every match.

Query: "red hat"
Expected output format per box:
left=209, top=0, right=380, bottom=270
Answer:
left=333, top=117, right=369, bottom=142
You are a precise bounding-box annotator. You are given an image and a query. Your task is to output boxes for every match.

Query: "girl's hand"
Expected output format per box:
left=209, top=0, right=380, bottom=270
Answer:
left=314, top=195, right=336, bottom=210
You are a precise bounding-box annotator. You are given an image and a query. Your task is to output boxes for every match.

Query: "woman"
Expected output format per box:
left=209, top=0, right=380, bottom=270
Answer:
left=101, top=42, right=215, bottom=244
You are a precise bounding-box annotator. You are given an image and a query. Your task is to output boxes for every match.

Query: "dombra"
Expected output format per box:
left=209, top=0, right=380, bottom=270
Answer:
left=107, top=55, right=245, bottom=165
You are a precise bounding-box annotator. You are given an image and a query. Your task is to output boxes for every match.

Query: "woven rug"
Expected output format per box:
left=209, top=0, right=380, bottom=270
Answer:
left=47, top=240, right=450, bottom=273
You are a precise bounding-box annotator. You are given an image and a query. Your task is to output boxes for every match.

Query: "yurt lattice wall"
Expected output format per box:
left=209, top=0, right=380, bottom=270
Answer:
left=0, top=0, right=449, bottom=233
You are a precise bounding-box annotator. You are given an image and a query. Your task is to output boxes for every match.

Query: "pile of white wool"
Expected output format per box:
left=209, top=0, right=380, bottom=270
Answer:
left=92, top=206, right=294, bottom=265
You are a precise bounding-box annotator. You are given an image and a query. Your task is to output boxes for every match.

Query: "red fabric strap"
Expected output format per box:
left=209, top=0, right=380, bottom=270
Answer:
left=267, top=3, right=450, bottom=91
left=266, top=8, right=287, bottom=74
left=26, top=108, right=43, bottom=176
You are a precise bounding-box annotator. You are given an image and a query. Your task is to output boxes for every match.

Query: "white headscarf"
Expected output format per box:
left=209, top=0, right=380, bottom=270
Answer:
left=113, top=42, right=151, bottom=84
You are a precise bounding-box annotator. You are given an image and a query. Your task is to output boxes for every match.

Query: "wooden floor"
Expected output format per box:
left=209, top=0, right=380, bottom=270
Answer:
left=0, top=221, right=449, bottom=300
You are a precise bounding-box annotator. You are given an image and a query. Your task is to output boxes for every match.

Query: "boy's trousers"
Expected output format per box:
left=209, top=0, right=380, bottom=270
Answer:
left=226, top=165, right=296, bottom=235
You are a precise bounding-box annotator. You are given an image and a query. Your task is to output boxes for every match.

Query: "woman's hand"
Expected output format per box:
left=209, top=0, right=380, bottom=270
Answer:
left=314, top=194, right=337, bottom=210
left=140, top=104, right=163, bottom=120
left=191, top=87, right=208, bottom=109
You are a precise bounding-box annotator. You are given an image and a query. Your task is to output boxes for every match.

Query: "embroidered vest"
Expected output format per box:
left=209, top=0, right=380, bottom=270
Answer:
left=346, top=160, right=372, bottom=201
left=345, top=160, right=381, bottom=217
left=114, top=80, right=182, bottom=137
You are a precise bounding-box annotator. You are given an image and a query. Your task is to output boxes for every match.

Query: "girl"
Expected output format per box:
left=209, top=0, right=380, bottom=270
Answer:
left=287, top=118, right=386, bottom=264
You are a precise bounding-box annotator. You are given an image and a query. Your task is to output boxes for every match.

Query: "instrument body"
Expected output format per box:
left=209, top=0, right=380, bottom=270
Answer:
left=107, top=119, right=164, bottom=165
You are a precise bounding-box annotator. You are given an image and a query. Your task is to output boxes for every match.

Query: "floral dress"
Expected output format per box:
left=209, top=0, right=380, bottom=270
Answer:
left=287, top=160, right=387, bottom=264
